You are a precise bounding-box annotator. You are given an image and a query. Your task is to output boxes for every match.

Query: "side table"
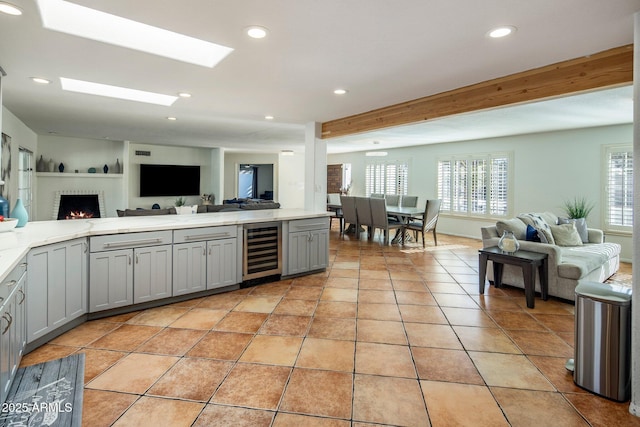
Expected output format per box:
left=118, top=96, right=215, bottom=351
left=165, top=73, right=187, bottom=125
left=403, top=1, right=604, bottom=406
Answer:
left=479, top=246, right=548, bottom=309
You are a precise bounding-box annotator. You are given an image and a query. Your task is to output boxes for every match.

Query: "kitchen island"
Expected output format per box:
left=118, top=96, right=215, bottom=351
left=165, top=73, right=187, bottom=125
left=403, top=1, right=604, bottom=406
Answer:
left=0, top=208, right=331, bottom=401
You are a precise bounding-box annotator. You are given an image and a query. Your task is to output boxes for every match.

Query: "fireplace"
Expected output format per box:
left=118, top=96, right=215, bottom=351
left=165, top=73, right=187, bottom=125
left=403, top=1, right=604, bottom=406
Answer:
left=52, top=190, right=106, bottom=220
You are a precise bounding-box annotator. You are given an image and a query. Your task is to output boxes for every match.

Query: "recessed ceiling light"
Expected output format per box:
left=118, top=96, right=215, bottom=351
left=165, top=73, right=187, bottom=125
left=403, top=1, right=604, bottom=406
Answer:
left=265, top=115, right=274, bottom=120
left=166, top=117, right=177, bottom=121
left=365, top=151, right=388, bottom=157
left=36, top=0, right=233, bottom=68
left=31, top=77, right=51, bottom=84
left=0, top=2, right=22, bottom=15
left=246, top=26, right=268, bottom=39
left=281, top=150, right=294, bottom=156
left=487, top=26, right=517, bottom=38
left=178, top=92, right=191, bottom=98
left=60, top=77, right=178, bottom=106
left=334, top=89, right=348, bottom=95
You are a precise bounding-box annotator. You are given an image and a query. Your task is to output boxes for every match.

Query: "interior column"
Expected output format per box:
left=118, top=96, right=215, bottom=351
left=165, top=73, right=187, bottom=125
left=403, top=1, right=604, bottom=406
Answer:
left=304, top=122, right=327, bottom=211
left=630, top=10, right=640, bottom=418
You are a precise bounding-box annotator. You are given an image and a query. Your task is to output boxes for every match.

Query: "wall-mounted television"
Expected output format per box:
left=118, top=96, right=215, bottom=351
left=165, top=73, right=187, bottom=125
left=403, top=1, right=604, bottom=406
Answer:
left=139, top=164, right=200, bottom=197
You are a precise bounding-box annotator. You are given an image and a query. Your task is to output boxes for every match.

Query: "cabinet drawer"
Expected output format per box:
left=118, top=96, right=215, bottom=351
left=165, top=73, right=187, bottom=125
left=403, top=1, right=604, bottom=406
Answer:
left=288, top=217, right=330, bottom=233
left=0, top=257, right=26, bottom=302
left=90, top=230, right=173, bottom=252
left=173, top=226, right=237, bottom=244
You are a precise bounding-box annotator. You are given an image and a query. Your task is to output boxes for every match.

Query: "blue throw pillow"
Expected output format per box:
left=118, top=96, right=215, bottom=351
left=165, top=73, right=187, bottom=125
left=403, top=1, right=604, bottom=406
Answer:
left=525, top=224, right=541, bottom=242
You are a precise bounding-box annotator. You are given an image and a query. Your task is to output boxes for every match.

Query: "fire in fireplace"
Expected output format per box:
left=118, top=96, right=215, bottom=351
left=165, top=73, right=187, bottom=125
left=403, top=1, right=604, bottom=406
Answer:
left=57, top=194, right=101, bottom=220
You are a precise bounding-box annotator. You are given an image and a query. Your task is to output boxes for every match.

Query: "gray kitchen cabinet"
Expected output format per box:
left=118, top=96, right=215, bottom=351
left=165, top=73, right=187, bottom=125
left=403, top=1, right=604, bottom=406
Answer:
left=89, top=231, right=172, bottom=312
left=286, top=218, right=329, bottom=275
left=27, top=238, right=87, bottom=342
left=173, top=226, right=239, bottom=295
left=0, top=260, right=26, bottom=404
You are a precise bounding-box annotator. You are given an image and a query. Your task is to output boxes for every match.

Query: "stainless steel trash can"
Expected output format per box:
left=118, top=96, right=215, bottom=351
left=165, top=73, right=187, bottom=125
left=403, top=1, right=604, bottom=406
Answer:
left=574, top=281, right=632, bottom=402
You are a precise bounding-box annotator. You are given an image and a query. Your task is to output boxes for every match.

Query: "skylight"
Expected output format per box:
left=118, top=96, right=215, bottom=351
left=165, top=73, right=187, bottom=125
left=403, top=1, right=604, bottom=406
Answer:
left=36, top=0, right=233, bottom=68
left=60, top=77, right=178, bottom=106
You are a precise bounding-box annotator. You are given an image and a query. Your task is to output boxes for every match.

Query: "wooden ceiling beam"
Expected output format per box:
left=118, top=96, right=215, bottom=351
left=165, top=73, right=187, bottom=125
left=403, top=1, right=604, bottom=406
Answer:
left=321, top=44, right=633, bottom=139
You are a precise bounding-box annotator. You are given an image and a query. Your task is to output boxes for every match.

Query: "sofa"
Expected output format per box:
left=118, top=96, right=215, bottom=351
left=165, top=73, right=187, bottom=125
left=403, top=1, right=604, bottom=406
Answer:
left=480, top=212, right=621, bottom=301
left=117, top=202, right=280, bottom=217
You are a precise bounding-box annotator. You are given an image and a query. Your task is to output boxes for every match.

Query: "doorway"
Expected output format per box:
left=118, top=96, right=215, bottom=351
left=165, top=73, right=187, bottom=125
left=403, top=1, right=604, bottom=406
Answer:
left=238, top=164, right=274, bottom=200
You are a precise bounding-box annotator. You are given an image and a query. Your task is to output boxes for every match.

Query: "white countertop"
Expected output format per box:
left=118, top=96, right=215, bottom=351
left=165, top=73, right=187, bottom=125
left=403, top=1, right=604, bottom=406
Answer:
left=0, top=209, right=331, bottom=281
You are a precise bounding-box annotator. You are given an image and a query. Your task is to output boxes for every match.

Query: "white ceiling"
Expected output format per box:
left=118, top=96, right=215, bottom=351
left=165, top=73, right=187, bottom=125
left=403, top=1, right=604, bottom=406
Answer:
left=0, top=0, right=637, bottom=154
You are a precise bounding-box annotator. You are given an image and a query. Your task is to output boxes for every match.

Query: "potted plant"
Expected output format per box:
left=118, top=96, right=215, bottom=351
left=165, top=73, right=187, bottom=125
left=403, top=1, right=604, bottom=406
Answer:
left=174, top=196, right=195, bottom=214
left=562, top=197, right=594, bottom=219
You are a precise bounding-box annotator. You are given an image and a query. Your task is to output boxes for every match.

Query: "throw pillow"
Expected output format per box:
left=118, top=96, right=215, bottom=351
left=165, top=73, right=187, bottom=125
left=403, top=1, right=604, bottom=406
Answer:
left=517, top=213, right=555, bottom=245
left=496, top=218, right=527, bottom=240
left=558, top=217, right=588, bottom=243
left=525, top=225, right=541, bottom=242
left=550, top=222, right=583, bottom=246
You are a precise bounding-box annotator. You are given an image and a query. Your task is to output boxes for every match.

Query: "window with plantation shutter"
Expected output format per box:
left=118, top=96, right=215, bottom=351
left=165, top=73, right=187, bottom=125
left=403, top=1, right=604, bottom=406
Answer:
left=365, top=161, right=409, bottom=196
left=437, top=153, right=511, bottom=218
left=604, top=145, right=633, bottom=231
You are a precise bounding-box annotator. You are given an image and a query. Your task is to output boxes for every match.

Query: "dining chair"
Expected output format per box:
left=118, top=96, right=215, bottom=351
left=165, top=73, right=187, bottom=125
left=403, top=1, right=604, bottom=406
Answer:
left=355, top=197, right=373, bottom=239
left=370, top=197, right=404, bottom=245
left=339, top=196, right=358, bottom=237
left=370, top=193, right=385, bottom=199
left=384, top=194, right=400, bottom=207
left=400, top=195, right=418, bottom=208
left=406, top=199, right=442, bottom=247
left=327, top=193, right=343, bottom=232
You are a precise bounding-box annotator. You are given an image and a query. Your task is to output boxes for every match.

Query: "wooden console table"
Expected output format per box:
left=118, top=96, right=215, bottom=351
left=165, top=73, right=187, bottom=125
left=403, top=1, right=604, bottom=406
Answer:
left=478, top=246, right=548, bottom=309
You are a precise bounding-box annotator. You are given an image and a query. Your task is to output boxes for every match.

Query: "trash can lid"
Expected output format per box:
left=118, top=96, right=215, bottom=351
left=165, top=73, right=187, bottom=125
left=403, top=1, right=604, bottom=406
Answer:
left=575, top=281, right=632, bottom=304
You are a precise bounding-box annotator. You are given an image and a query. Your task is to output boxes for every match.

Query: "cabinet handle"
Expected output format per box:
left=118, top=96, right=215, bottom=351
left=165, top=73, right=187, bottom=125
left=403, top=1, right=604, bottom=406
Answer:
left=83, top=242, right=88, bottom=253
left=136, top=254, right=139, bottom=264
left=103, top=238, right=163, bottom=249
left=128, top=255, right=132, bottom=265
left=208, top=247, right=211, bottom=255
left=19, top=262, right=27, bottom=270
left=4, top=280, right=16, bottom=288
left=308, top=233, right=314, bottom=242
left=2, top=312, right=12, bottom=335
left=203, top=248, right=206, bottom=256
left=18, top=289, right=25, bottom=305
left=185, top=233, right=230, bottom=241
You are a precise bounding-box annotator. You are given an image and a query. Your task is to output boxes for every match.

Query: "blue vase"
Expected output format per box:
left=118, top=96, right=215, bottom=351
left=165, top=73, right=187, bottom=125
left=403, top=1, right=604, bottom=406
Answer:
left=0, top=195, right=8, bottom=218
left=10, top=198, right=28, bottom=227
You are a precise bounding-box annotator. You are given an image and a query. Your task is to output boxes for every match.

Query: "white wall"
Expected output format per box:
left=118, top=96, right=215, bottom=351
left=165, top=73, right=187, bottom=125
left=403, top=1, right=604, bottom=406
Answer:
left=128, top=143, right=213, bottom=209
left=328, top=124, right=633, bottom=260
left=1, top=107, right=38, bottom=213
left=278, top=152, right=305, bottom=209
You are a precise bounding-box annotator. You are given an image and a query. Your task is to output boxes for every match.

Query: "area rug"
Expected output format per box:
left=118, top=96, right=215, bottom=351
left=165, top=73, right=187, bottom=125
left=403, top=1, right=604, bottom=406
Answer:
left=0, top=353, right=84, bottom=427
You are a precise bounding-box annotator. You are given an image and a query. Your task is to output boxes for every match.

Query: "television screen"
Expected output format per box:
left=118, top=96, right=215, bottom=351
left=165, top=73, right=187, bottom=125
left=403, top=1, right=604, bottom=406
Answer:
left=139, top=164, right=200, bottom=197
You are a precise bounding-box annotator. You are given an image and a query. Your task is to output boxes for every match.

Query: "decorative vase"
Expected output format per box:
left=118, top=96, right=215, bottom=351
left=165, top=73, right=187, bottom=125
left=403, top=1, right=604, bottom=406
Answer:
left=498, top=230, right=519, bottom=254
left=48, top=159, right=55, bottom=172
left=115, top=158, right=121, bottom=174
left=0, top=195, right=9, bottom=218
left=37, top=155, right=45, bottom=172
left=103, top=164, right=109, bottom=174
left=58, top=162, right=64, bottom=173
left=10, top=198, right=28, bottom=227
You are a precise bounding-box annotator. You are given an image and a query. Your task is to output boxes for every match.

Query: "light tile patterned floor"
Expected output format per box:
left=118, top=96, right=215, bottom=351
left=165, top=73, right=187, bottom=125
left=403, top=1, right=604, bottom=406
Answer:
left=21, top=229, right=638, bottom=426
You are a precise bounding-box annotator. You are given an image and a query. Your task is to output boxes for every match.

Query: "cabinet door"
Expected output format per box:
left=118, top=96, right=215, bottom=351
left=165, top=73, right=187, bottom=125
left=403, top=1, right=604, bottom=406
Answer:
left=65, top=238, right=87, bottom=319
left=287, top=231, right=310, bottom=275
left=0, top=298, right=13, bottom=404
left=134, top=245, right=173, bottom=304
left=26, top=247, right=50, bottom=340
left=173, top=242, right=207, bottom=296
left=207, top=238, right=238, bottom=289
left=89, top=249, right=133, bottom=312
left=308, top=229, right=329, bottom=271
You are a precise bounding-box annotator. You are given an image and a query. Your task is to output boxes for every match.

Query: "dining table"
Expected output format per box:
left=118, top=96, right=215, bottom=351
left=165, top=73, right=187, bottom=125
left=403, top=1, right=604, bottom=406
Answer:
left=386, top=206, right=424, bottom=244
